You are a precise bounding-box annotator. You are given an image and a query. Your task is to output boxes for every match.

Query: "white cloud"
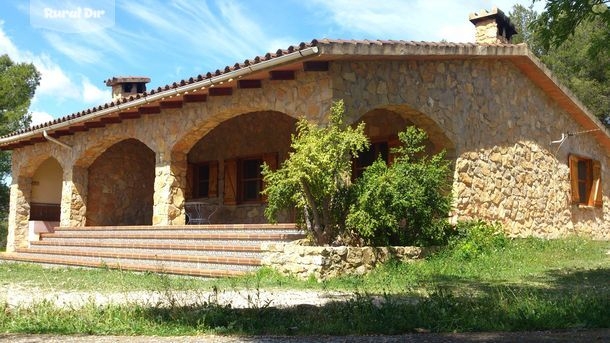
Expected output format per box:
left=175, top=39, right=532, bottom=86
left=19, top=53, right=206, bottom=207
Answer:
left=82, top=77, right=109, bottom=104
left=310, top=0, right=546, bottom=42
left=44, top=32, right=102, bottom=64
left=30, top=111, right=54, bottom=126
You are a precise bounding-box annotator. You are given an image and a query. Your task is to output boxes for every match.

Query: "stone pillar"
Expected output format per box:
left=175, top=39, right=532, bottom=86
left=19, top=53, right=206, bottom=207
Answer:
left=6, top=176, right=31, bottom=252
left=152, top=150, right=187, bottom=225
left=60, top=166, right=88, bottom=227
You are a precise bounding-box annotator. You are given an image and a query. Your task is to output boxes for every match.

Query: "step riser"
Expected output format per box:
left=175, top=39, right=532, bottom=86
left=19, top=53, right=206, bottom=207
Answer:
left=29, top=245, right=264, bottom=258
left=13, top=253, right=259, bottom=272
left=51, top=229, right=304, bottom=235
left=56, top=224, right=298, bottom=231
left=40, top=238, right=286, bottom=246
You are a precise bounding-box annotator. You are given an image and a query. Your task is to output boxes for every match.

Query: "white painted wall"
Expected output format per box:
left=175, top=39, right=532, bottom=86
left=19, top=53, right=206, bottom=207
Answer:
left=31, top=158, right=62, bottom=204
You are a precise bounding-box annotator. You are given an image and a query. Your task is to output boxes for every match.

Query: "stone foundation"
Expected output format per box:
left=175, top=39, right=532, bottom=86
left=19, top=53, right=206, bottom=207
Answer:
left=261, top=242, right=434, bottom=280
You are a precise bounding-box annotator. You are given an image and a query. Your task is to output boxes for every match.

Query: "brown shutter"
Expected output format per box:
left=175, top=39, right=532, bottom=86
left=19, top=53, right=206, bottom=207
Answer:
left=208, top=161, right=219, bottom=198
left=591, top=160, right=603, bottom=207
left=223, top=159, right=238, bottom=205
left=262, top=153, right=278, bottom=202
left=187, top=163, right=197, bottom=198
left=569, top=155, right=580, bottom=204
left=388, top=135, right=401, bottom=165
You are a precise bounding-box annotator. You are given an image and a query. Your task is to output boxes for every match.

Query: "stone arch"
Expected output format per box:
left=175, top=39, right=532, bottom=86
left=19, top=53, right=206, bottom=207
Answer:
left=181, top=110, right=298, bottom=224
left=85, top=138, right=156, bottom=226
left=352, top=104, right=457, bottom=160
left=29, top=157, right=63, bottom=222
left=74, top=133, right=156, bottom=169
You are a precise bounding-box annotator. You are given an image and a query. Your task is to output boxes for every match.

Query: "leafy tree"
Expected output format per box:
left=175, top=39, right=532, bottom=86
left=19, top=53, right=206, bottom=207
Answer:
left=0, top=54, right=40, bottom=217
left=510, top=4, right=609, bottom=126
left=346, top=127, right=453, bottom=246
left=262, top=100, right=369, bottom=245
left=533, top=0, right=610, bottom=59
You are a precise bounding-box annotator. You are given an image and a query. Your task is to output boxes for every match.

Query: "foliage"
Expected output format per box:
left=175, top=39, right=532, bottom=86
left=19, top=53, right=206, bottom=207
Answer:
left=533, top=0, right=610, bottom=59
left=262, top=100, right=369, bottom=245
left=0, top=54, right=40, bottom=217
left=346, top=127, right=453, bottom=246
left=510, top=4, right=610, bottom=126
left=447, top=220, right=508, bottom=260
left=0, top=220, right=6, bottom=252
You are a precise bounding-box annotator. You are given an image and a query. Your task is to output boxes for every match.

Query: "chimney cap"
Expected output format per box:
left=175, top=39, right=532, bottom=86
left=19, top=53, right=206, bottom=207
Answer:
left=105, top=76, right=151, bottom=87
left=469, top=6, right=517, bottom=37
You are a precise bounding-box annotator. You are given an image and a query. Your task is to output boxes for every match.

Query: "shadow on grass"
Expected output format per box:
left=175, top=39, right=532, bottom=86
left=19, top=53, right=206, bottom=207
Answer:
left=131, top=267, right=610, bottom=336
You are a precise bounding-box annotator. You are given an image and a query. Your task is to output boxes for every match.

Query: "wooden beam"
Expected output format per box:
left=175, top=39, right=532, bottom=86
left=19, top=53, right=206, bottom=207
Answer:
left=84, top=121, right=106, bottom=129
left=183, top=94, right=207, bottom=103
left=160, top=100, right=183, bottom=109
left=52, top=130, right=73, bottom=137
left=238, top=79, right=262, bottom=89
left=208, top=87, right=233, bottom=96
left=68, top=125, right=88, bottom=133
left=138, top=106, right=161, bottom=115
left=269, top=70, right=295, bottom=80
left=119, top=111, right=141, bottom=120
left=303, top=61, right=329, bottom=72
left=28, top=136, right=46, bottom=144
left=100, top=117, right=122, bottom=124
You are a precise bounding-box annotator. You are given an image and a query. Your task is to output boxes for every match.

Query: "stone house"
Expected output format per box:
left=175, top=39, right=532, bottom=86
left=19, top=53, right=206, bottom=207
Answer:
left=0, top=8, right=607, bottom=276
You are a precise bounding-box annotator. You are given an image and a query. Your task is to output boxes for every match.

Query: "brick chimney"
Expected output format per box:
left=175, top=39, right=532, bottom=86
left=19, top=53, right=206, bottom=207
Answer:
left=469, top=7, right=517, bottom=44
left=105, top=76, right=151, bottom=101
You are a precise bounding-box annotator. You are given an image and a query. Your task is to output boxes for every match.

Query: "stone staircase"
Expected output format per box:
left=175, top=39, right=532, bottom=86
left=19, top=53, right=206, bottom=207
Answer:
left=0, top=224, right=304, bottom=278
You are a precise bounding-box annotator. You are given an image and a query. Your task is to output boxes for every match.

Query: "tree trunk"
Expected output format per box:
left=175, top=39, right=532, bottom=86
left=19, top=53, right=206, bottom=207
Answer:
left=301, top=179, right=324, bottom=244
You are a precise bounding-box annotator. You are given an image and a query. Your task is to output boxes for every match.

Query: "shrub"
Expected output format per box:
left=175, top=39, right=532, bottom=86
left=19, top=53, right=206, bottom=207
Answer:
left=0, top=220, right=6, bottom=252
left=346, top=127, right=453, bottom=246
left=449, top=220, right=508, bottom=260
left=262, top=100, right=369, bottom=245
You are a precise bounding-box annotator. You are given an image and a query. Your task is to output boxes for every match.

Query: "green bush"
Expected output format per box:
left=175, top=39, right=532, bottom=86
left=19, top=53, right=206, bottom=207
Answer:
left=262, top=100, right=369, bottom=245
left=448, top=220, right=508, bottom=260
left=346, top=127, right=453, bottom=246
left=0, top=220, right=6, bottom=252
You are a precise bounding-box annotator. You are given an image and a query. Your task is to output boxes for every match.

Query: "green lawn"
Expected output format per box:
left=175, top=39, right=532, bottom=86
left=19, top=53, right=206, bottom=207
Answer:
left=0, top=237, right=608, bottom=335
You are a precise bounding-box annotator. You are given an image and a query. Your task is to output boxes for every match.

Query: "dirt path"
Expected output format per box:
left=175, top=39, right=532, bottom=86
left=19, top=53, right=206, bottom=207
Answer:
left=1, top=283, right=360, bottom=309
left=1, top=329, right=608, bottom=342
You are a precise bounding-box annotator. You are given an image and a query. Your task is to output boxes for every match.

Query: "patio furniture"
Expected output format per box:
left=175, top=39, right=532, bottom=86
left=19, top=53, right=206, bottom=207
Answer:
left=185, top=201, right=219, bottom=224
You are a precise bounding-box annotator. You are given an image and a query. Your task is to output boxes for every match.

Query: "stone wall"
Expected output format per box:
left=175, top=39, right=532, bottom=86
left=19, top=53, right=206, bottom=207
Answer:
left=86, top=139, right=155, bottom=226
left=5, top=56, right=609, bottom=251
left=187, top=111, right=297, bottom=223
left=333, top=59, right=609, bottom=239
left=261, top=242, right=433, bottom=280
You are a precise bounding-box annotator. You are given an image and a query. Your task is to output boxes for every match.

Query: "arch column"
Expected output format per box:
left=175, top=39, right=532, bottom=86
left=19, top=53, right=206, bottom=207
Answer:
left=153, top=149, right=187, bottom=225
left=60, top=166, right=88, bottom=227
left=6, top=176, right=31, bottom=252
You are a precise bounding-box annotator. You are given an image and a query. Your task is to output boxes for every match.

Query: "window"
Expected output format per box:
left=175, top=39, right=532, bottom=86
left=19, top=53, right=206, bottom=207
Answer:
left=353, top=141, right=389, bottom=178
left=190, top=161, right=218, bottom=199
left=569, top=155, right=603, bottom=207
left=239, top=158, right=264, bottom=202
left=122, top=83, right=133, bottom=93
left=196, top=164, right=210, bottom=198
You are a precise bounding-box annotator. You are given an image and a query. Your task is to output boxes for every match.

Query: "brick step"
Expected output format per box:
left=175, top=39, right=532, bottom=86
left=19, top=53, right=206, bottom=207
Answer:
left=16, top=248, right=261, bottom=266
left=40, top=232, right=303, bottom=241
left=31, top=240, right=264, bottom=257
left=51, top=227, right=303, bottom=235
left=0, top=253, right=247, bottom=278
left=55, top=223, right=298, bottom=231
left=40, top=237, right=275, bottom=247
left=9, top=250, right=259, bottom=272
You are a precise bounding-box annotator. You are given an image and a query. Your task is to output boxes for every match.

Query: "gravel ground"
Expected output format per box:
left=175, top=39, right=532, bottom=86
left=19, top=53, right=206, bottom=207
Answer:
left=0, top=283, right=361, bottom=309
left=0, top=329, right=608, bottom=342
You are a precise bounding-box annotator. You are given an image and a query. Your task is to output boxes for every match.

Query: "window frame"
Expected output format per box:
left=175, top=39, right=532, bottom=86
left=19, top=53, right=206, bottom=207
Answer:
left=569, top=154, right=602, bottom=207
left=237, top=156, right=264, bottom=204
left=193, top=162, right=211, bottom=199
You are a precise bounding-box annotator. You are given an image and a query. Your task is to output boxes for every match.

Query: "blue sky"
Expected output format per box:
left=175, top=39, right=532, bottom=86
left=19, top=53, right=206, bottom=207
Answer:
left=0, top=0, right=543, bottom=126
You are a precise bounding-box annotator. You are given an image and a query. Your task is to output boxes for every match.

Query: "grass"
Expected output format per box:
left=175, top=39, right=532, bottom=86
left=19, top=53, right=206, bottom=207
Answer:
left=0, top=236, right=608, bottom=335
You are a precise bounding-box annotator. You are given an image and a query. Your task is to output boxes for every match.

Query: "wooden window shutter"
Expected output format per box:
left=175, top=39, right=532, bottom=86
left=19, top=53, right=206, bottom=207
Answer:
left=590, top=160, right=603, bottom=207
left=388, top=136, right=401, bottom=165
left=262, top=153, right=278, bottom=202
left=187, top=163, right=197, bottom=198
left=208, top=161, right=219, bottom=198
left=569, top=155, right=580, bottom=204
left=223, top=159, right=238, bottom=205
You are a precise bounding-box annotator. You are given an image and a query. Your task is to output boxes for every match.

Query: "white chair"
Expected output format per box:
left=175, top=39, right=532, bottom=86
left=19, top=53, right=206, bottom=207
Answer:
left=185, top=201, right=218, bottom=224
